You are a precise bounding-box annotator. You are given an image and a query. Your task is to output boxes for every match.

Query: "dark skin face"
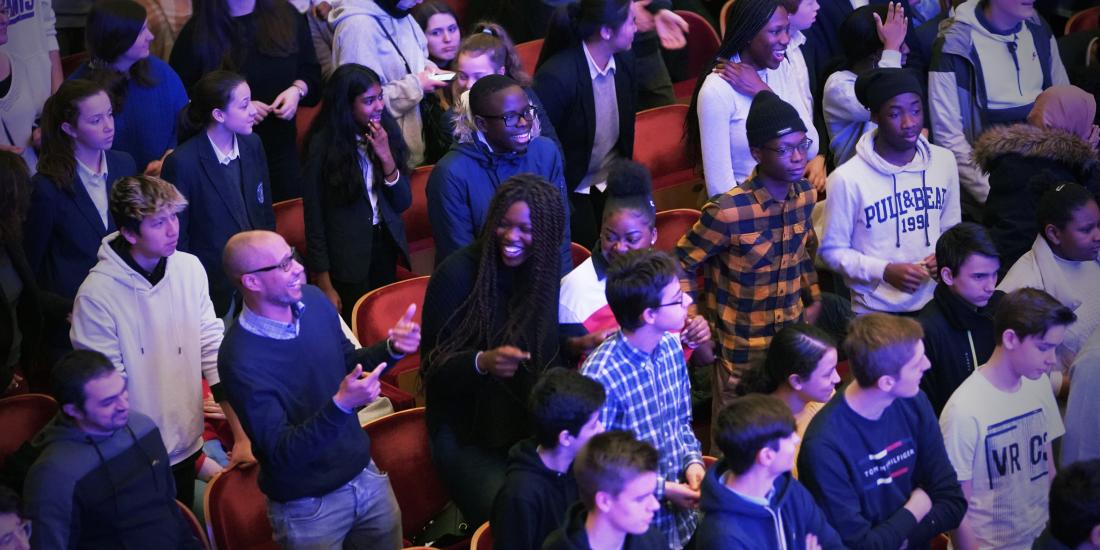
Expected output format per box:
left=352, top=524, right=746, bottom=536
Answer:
left=474, top=85, right=533, bottom=153
left=871, top=92, right=923, bottom=165
left=751, top=130, right=809, bottom=190
left=740, top=7, right=790, bottom=71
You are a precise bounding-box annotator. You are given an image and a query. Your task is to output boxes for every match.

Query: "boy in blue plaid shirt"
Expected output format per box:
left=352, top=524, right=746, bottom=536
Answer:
left=581, top=249, right=705, bottom=549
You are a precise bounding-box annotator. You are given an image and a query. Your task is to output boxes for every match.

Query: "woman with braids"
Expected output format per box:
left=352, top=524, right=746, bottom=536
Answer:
left=0, top=151, right=42, bottom=394
left=532, top=0, right=638, bottom=248
left=25, top=80, right=137, bottom=352
left=735, top=323, right=840, bottom=477
left=421, top=21, right=558, bottom=164
left=71, top=0, right=188, bottom=174
left=302, top=64, right=411, bottom=321
left=421, top=174, right=566, bottom=526
left=559, top=159, right=712, bottom=363
left=170, top=0, right=321, bottom=200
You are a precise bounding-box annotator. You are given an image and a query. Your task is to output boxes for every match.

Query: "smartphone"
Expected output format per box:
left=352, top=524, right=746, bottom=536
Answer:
left=429, top=72, right=456, bottom=81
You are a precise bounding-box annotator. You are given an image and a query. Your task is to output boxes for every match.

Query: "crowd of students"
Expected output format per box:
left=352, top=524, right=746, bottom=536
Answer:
left=2, top=0, right=1100, bottom=548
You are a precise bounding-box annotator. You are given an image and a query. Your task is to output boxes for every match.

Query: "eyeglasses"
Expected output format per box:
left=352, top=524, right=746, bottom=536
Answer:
left=760, top=138, right=814, bottom=159
left=244, top=247, right=300, bottom=275
left=0, top=519, right=31, bottom=550
left=656, top=291, right=687, bottom=308
left=479, top=105, right=538, bottom=128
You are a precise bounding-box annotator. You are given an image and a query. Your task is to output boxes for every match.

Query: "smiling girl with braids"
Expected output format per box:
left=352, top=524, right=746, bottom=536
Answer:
left=421, top=174, right=566, bottom=526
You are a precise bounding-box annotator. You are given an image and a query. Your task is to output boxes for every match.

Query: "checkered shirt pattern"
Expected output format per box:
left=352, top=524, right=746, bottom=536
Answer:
left=581, top=331, right=703, bottom=549
left=676, top=177, right=821, bottom=371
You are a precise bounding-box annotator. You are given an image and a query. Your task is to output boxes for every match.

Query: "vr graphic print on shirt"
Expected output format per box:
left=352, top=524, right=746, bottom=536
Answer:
left=983, top=407, right=1051, bottom=490
left=858, top=438, right=917, bottom=490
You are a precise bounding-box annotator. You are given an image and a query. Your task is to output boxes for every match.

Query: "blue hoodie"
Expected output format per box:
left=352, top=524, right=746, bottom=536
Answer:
left=426, top=136, right=572, bottom=270
left=693, top=461, right=845, bottom=550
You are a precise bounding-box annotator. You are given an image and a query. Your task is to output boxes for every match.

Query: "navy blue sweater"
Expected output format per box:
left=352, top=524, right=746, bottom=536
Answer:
left=217, top=285, right=395, bottom=502
left=693, top=463, right=844, bottom=550
left=796, top=389, right=966, bottom=550
left=491, top=439, right=579, bottom=550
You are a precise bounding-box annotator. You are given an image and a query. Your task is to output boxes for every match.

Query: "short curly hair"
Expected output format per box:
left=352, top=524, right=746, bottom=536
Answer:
left=109, top=175, right=188, bottom=236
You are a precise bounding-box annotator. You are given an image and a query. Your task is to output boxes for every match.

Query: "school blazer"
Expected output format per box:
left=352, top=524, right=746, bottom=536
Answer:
left=301, top=130, right=411, bottom=284
left=162, top=132, right=275, bottom=315
left=532, top=46, right=637, bottom=193
left=24, top=150, right=137, bottom=305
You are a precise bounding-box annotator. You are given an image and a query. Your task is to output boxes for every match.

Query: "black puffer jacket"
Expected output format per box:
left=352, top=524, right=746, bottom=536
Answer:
left=974, top=124, right=1100, bottom=275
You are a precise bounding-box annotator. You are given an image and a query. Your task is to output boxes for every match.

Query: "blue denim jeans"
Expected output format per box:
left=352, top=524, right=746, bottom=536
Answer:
left=267, top=463, right=402, bottom=550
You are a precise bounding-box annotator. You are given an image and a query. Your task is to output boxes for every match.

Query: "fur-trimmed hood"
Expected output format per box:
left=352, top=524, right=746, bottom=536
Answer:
left=973, top=124, right=1098, bottom=172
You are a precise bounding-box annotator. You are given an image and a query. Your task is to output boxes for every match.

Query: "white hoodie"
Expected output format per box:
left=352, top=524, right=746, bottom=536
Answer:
left=330, top=0, right=433, bottom=165
left=820, top=131, right=961, bottom=313
left=71, top=235, right=223, bottom=465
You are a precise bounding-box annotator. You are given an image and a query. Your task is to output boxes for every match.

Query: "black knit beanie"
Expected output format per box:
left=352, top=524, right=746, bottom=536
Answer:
left=746, top=91, right=806, bottom=147
left=719, top=0, right=781, bottom=58
left=855, top=68, right=924, bottom=113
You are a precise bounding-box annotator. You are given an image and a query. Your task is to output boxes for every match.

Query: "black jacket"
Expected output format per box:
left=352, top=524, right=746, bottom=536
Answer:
left=491, top=439, right=578, bottom=550
left=973, top=123, right=1100, bottom=275
left=532, top=46, right=637, bottom=194
left=162, top=132, right=276, bottom=316
left=917, top=285, right=1002, bottom=416
left=0, top=242, right=42, bottom=389
left=542, top=502, right=666, bottom=550
left=302, top=128, right=411, bottom=283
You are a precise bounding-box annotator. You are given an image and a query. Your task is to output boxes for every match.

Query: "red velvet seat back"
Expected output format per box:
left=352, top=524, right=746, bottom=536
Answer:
left=204, top=465, right=280, bottom=550
left=654, top=209, right=702, bottom=253
left=0, top=394, right=57, bottom=469
left=351, top=276, right=429, bottom=388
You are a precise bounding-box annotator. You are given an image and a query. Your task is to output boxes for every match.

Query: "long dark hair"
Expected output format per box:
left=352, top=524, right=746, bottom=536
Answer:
left=306, top=64, right=410, bottom=205
left=38, top=79, right=109, bottom=190
left=84, top=0, right=156, bottom=109
left=685, top=0, right=780, bottom=165
left=427, top=175, right=565, bottom=376
left=737, top=323, right=835, bottom=396
left=180, top=70, right=248, bottom=136
left=0, top=151, right=32, bottom=244
left=535, top=0, right=630, bottom=70
left=190, top=0, right=298, bottom=74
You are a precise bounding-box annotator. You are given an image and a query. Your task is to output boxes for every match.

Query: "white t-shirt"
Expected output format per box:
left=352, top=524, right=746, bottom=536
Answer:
left=940, top=368, right=1065, bottom=550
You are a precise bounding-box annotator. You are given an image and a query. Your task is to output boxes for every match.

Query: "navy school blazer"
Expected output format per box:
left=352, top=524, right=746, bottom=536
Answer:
left=532, top=45, right=637, bottom=194
left=24, top=150, right=137, bottom=307
left=162, top=132, right=276, bottom=316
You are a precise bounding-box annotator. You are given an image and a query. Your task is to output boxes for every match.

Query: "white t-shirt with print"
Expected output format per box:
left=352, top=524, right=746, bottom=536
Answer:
left=940, top=368, right=1065, bottom=550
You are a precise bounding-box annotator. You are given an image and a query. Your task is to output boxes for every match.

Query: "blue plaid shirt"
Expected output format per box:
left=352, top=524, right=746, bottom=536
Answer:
left=237, top=302, right=306, bottom=340
left=581, top=331, right=703, bottom=549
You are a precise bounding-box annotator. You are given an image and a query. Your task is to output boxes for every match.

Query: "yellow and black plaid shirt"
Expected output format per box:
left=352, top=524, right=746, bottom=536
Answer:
left=676, top=177, right=821, bottom=370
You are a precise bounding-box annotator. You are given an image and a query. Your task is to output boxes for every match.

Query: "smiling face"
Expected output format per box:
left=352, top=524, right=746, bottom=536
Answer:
left=743, top=7, right=790, bottom=70
left=66, top=371, right=130, bottom=436
left=213, top=81, right=256, bottom=135
left=352, top=83, right=385, bottom=130
left=425, top=12, right=460, bottom=62
left=791, top=347, right=840, bottom=403
left=244, top=236, right=306, bottom=307
left=454, top=51, right=504, bottom=94
left=496, top=200, right=533, bottom=268
left=600, top=209, right=657, bottom=262
left=63, top=90, right=115, bottom=153
left=475, top=85, right=534, bottom=153
left=1047, top=200, right=1100, bottom=261
left=873, top=92, right=923, bottom=152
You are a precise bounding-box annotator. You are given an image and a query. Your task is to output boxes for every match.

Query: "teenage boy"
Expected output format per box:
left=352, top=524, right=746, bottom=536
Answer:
left=918, top=222, right=1003, bottom=415
left=1034, top=459, right=1100, bottom=550
left=821, top=67, right=961, bottom=315
left=798, top=313, right=966, bottom=549
left=582, top=249, right=704, bottom=549
left=69, top=175, right=252, bottom=507
left=491, top=368, right=607, bottom=550
left=542, top=431, right=666, bottom=550
left=678, top=91, right=821, bottom=432
left=929, top=0, right=1068, bottom=213
left=940, top=288, right=1073, bottom=550
left=24, top=350, right=202, bottom=550
left=695, top=394, right=844, bottom=549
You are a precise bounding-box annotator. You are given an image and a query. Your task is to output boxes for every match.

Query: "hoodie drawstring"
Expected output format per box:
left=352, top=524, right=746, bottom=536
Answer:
left=921, top=170, right=930, bottom=247
left=1006, top=35, right=1023, bottom=96
left=893, top=175, right=901, bottom=248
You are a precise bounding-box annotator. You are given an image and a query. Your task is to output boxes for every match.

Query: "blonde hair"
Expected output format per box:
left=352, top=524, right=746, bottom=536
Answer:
left=109, top=175, right=188, bottom=234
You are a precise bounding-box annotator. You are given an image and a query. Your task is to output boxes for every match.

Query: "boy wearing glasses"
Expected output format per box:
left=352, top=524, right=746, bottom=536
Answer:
left=69, top=175, right=251, bottom=508
left=677, top=90, right=821, bottom=439
left=427, top=74, right=571, bottom=270
left=820, top=68, right=960, bottom=315
left=581, top=249, right=705, bottom=549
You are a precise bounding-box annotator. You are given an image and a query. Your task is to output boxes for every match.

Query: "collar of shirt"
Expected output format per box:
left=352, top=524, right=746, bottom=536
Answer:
left=75, top=150, right=108, bottom=182
left=789, top=30, right=806, bottom=50
left=237, top=301, right=306, bottom=340
left=206, top=133, right=241, bottom=166
left=744, top=176, right=802, bottom=207
left=582, top=41, right=616, bottom=80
